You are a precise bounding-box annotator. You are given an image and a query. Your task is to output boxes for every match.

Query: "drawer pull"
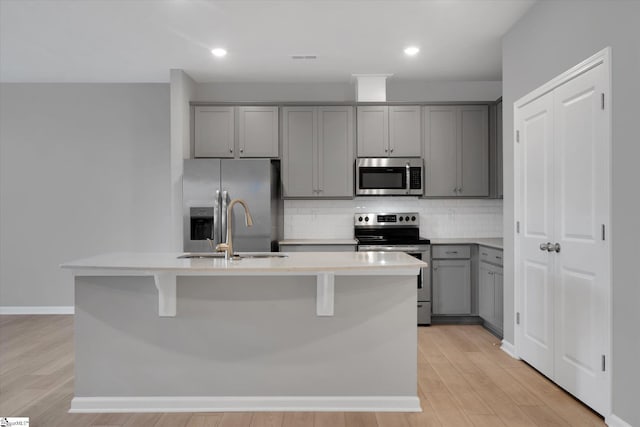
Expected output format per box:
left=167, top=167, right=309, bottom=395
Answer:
left=446, top=251, right=458, bottom=254
left=481, top=252, right=488, bottom=256
left=418, top=304, right=423, bottom=308
left=496, top=256, right=502, bottom=260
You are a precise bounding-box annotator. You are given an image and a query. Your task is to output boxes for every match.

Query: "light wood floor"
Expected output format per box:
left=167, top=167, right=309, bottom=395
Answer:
left=0, top=315, right=605, bottom=427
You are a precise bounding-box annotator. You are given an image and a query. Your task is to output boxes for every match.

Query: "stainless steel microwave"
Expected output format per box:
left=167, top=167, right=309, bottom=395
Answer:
left=355, top=158, right=424, bottom=196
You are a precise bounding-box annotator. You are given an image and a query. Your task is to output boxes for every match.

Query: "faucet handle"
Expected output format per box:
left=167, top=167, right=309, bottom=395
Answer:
left=215, top=243, right=229, bottom=252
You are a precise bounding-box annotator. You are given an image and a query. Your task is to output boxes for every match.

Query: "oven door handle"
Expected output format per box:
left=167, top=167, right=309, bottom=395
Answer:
left=358, top=245, right=424, bottom=252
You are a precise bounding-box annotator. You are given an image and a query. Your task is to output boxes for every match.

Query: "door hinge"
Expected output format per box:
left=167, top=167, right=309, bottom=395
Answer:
left=601, top=93, right=605, bottom=110
left=516, top=221, right=520, bottom=234
left=602, top=224, right=606, bottom=241
left=602, top=355, right=606, bottom=372
left=516, top=130, right=520, bottom=142
left=516, top=312, right=520, bottom=325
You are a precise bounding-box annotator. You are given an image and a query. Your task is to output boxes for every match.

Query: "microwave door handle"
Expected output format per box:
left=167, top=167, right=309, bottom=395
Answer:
left=406, top=162, right=411, bottom=194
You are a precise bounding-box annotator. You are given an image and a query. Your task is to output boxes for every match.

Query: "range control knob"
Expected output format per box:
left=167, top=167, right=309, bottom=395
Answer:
left=405, top=216, right=410, bottom=221
left=364, top=216, right=369, bottom=222
left=358, top=216, right=363, bottom=222
left=411, top=216, right=416, bottom=221
left=399, top=216, right=403, bottom=221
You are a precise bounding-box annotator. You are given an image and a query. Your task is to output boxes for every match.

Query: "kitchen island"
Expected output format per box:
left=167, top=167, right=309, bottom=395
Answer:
left=62, top=252, right=425, bottom=413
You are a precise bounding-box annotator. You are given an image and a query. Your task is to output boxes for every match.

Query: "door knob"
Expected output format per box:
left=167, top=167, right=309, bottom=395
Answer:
left=552, top=243, right=561, bottom=253
left=540, top=242, right=552, bottom=251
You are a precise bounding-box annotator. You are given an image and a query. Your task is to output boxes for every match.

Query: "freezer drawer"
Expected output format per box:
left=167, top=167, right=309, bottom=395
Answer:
left=418, top=302, right=431, bottom=325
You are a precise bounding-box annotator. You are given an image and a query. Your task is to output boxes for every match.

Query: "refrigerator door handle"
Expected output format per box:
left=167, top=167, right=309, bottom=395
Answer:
left=221, top=190, right=229, bottom=243
left=213, top=190, right=221, bottom=245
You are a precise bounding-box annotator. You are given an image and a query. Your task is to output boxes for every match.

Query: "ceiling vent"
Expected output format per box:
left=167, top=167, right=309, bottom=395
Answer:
left=291, top=55, right=317, bottom=60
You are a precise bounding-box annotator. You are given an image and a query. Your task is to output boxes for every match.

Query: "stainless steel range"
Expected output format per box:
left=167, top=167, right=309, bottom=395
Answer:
left=354, top=212, right=431, bottom=325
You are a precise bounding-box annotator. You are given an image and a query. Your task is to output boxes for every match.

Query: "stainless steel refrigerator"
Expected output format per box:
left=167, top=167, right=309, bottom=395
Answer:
left=183, top=159, right=283, bottom=253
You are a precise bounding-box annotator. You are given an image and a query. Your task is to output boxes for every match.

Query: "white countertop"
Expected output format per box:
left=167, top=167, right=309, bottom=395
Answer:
left=430, top=238, right=503, bottom=250
left=279, top=239, right=358, bottom=245
left=61, top=251, right=426, bottom=275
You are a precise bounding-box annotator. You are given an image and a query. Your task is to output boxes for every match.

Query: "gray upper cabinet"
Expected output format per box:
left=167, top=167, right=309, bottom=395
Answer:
left=282, top=107, right=316, bottom=197
left=423, top=106, right=458, bottom=196
left=389, top=106, right=421, bottom=157
left=194, top=105, right=279, bottom=158
left=357, top=106, right=388, bottom=157
left=459, top=106, right=489, bottom=196
left=423, top=105, right=489, bottom=197
left=238, top=106, right=279, bottom=158
left=282, top=106, right=354, bottom=198
left=317, top=106, right=355, bottom=197
left=357, top=105, right=420, bottom=157
left=194, top=106, right=235, bottom=158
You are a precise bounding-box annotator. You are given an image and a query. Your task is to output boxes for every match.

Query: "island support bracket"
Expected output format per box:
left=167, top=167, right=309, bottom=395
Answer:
left=153, top=272, right=177, bottom=317
left=316, top=272, right=335, bottom=316
left=151, top=272, right=334, bottom=318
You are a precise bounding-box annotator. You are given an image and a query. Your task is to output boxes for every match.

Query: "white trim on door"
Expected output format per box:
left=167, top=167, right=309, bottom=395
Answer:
left=513, top=46, right=612, bottom=418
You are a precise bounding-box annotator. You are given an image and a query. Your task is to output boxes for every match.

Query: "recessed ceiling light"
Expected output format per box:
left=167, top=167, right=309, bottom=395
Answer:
left=404, top=46, right=420, bottom=56
left=211, top=48, right=227, bottom=58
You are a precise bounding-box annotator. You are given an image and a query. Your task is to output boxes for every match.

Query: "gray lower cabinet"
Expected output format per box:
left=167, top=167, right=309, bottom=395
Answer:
left=194, top=105, right=279, bottom=158
left=432, top=258, right=471, bottom=315
left=282, top=106, right=354, bottom=198
left=478, top=246, right=504, bottom=336
left=423, top=105, right=489, bottom=197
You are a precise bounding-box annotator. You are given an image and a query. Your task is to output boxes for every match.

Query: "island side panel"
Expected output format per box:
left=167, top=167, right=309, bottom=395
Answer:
left=74, top=274, right=417, bottom=397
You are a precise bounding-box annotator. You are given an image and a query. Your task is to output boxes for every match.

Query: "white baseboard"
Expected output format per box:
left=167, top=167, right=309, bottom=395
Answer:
left=500, top=340, right=520, bottom=360
left=606, top=414, right=633, bottom=427
left=0, top=306, right=74, bottom=315
left=69, top=395, right=422, bottom=413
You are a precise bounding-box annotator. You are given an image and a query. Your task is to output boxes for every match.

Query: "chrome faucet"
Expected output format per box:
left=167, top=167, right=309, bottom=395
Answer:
left=216, top=199, right=253, bottom=259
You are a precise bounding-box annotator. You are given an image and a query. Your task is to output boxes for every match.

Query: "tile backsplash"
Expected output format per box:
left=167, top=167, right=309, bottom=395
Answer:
left=284, top=198, right=503, bottom=239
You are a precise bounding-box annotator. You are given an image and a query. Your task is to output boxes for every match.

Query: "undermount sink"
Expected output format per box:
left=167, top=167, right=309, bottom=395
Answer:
left=177, top=253, right=226, bottom=259
left=177, top=253, right=288, bottom=260
left=237, top=253, right=288, bottom=259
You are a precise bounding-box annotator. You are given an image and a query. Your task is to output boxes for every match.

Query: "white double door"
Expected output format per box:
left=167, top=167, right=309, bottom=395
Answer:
left=516, top=60, right=610, bottom=415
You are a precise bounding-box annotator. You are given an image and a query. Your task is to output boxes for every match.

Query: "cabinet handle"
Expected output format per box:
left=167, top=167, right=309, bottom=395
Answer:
left=384, top=148, right=388, bottom=153
left=445, top=251, right=458, bottom=254
left=433, top=266, right=438, bottom=271
left=495, top=256, right=502, bottom=260
left=459, top=187, right=463, bottom=193
left=390, top=148, right=394, bottom=153
left=229, top=148, right=233, bottom=153
left=489, top=271, right=494, bottom=275
left=240, top=149, right=244, bottom=153
left=482, top=252, right=488, bottom=256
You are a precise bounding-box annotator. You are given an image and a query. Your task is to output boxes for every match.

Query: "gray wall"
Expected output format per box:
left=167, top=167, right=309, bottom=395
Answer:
left=192, top=80, right=502, bottom=102
left=0, top=84, right=172, bottom=307
left=502, top=1, right=640, bottom=424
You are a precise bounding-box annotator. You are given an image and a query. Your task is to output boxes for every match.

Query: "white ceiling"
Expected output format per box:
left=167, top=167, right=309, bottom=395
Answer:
left=0, top=0, right=535, bottom=83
